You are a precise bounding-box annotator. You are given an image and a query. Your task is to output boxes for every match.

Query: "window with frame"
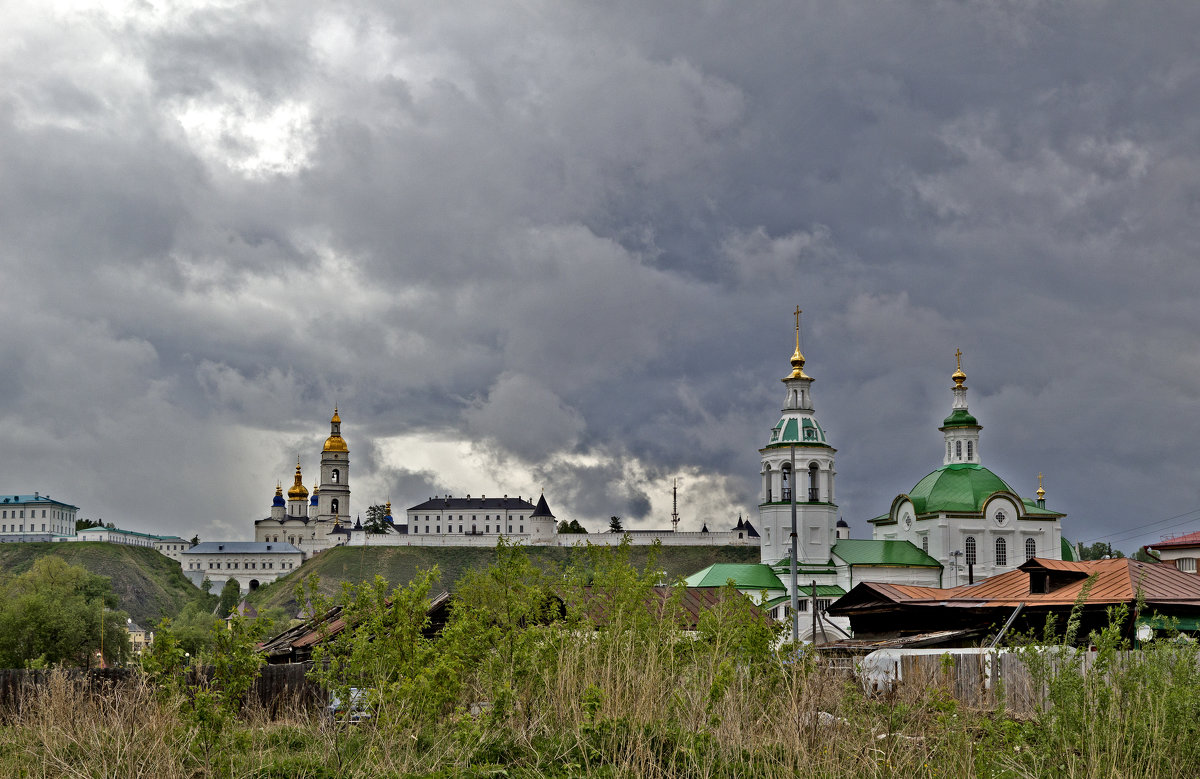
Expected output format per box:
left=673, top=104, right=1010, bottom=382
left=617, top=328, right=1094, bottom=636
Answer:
left=955, top=441, right=962, bottom=460
left=965, top=536, right=977, bottom=566
left=1025, top=537, right=1037, bottom=561
left=967, top=441, right=974, bottom=460
left=995, top=537, right=1007, bottom=567
left=921, top=535, right=929, bottom=553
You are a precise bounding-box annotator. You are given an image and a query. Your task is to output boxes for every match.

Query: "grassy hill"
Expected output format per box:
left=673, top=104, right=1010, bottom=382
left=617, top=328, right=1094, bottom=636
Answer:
left=0, top=542, right=206, bottom=626
left=248, top=543, right=761, bottom=614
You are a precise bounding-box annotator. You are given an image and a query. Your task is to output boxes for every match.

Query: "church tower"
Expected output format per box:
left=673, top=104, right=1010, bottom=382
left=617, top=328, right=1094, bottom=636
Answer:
left=758, top=309, right=837, bottom=565
left=317, top=408, right=350, bottom=523
left=286, top=459, right=309, bottom=518
left=940, top=349, right=982, bottom=465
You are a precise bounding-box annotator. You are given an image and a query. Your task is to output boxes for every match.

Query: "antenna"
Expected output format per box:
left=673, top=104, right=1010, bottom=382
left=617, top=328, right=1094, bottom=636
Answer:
left=671, top=478, right=680, bottom=532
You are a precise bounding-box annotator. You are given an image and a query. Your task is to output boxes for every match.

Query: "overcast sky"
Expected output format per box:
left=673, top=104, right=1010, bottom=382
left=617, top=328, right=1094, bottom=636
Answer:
left=3, top=0, right=1199, bottom=553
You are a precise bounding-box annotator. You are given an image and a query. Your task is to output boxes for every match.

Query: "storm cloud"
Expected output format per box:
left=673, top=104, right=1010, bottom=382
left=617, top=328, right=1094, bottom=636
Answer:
left=3, top=0, right=1199, bottom=554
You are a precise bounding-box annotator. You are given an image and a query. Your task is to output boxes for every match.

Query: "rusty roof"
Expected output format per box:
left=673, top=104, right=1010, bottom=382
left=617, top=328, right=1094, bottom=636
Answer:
left=1149, top=530, right=1200, bottom=550
left=832, top=557, right=1200, bottom=613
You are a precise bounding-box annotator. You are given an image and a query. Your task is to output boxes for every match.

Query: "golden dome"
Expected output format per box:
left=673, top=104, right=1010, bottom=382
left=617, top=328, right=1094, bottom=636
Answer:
left=786, top=306, right=811, bottom=380
left=952, top=348, right=967, bottom=388
left=1036, top=472, right=1046, bottom=500
left=287, top=460, right=309, bottom=500
left=331, top=406, right=341, bottom=424
left=323, top=434, right=348, bottom=452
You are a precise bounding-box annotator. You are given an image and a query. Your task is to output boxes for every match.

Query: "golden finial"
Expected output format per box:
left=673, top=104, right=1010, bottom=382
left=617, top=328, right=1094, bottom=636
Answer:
left=788, top=306, right=811, bottom=379
left=287, top=457, right=309, bottom=499
left=331, top=406, right=341, bottom=424
left=1036, top=472, right=1045, bottom=500
left=952, top=348, right=966, bottom=387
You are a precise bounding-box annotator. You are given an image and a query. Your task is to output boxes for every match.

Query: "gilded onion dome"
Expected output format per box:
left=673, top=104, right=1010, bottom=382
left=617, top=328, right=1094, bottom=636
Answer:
left=323, top=406, right=348, bottom=452
left=287, top=459, right=309, bottom=500
left=786, top=307, right=811, bottom=381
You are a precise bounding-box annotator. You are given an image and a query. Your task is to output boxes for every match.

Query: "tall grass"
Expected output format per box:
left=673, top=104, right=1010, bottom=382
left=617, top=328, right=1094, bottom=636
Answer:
left=1, top=544, right=1198, bottom=778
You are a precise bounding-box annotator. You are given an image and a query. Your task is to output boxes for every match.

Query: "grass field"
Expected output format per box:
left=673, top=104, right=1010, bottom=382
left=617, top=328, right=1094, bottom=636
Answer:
left=247, top=543, right=762, bottom=614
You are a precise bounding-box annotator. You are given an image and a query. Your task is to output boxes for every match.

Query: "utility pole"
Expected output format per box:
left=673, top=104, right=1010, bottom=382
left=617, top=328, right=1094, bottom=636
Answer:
left=790, top=444, right=799, bottom=647
left=671, top=478, right=680, bottom=533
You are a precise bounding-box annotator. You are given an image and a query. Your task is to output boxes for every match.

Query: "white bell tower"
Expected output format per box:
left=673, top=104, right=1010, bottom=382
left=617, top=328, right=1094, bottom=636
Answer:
left=940, top=349, right=982, bottom=465
left=758, top=308, right=837, bottom=565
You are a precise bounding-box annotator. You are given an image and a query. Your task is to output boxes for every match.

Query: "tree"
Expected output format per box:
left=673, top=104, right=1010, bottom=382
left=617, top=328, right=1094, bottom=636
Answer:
left=558, top=519, right=588, bottom=534
left=608, top=516, right=624, bottom=533
left=1079, top=542, right=1125, bottom=561
left=75, top=517, right=103, bottom=531
left=216, top=579, right=241, bottom=618
left=0, top=557, right=129, bottom=667
left=190, top=535, right=200, bottom=546
left=363, top=503, right=392, bottom=534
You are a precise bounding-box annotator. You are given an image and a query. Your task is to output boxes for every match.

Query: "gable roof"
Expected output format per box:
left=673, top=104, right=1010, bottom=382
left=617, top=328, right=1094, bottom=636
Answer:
left=408, top=496, right=537, bottom=511
left=830, top=557, right=1200, bottom=614
left=684, top=563, right=785, bottom=591
left=832, top=539, right=942, bottom=568
left=1149, top=530, right=1200, bottom=550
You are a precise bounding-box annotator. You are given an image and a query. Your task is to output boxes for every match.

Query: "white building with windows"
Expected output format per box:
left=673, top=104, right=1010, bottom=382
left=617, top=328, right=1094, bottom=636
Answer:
left=180, top=541, right=303, bottom=592
left=74, top=526, right=175, bottom=548
left=0, top=493, right=78, bottom=542
left=153, top=536, right=191, bottom=561
left=868, top=353, right=1072, bottom=582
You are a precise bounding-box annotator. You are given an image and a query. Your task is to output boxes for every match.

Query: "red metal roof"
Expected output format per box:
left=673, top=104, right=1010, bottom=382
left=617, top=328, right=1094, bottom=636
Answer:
left=1150, top=530, right=1200, bottom=550
left=840, top=557, right=1200, bottom=610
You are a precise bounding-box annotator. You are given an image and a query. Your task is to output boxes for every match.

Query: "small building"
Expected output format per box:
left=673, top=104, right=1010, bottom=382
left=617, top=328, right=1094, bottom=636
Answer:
left=126, top=618, right=152, bottom=655
left=0, top=493, right=78, bottom=541
left=827, top=557, right=1200, bottom=644
left=153, top=536, right=192, bottom=561
left=74, top=526, right=174, bottom=548
left=1144, top=531, right=1200, bottom=574
left=180, top=541, right=303, bottom=593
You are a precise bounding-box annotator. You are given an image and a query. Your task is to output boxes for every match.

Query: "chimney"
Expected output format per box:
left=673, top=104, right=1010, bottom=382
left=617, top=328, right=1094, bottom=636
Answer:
left=968, top=563, right=974, bottom=585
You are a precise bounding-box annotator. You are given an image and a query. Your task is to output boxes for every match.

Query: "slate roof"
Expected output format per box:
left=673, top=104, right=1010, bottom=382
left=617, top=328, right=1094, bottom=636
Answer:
left=684, top=563, right=786, bottom=591
left=408, top=496, right=537, bottom=511
left=832, top=539, right=942, bottom=568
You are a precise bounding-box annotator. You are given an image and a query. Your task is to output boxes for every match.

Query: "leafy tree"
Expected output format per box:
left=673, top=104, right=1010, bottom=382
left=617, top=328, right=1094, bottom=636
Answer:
left=75, top=518, right=103, bottom=531
left=1132, top=548, right=1160, bottom=563
left=557, top=519, right=588, bottom=534
left=216, top=578, right=241, bottom=618
left=169, top=601, right=222, bottom=656
left=608, top=516, right=624, bottom=533
left=190, top=534, right=200, bottom=546
left=363, top=503, right=392, bottom=534
left=0, top=557, right=129, bottom=667
left=1079, top=542, right=1125, bottom=560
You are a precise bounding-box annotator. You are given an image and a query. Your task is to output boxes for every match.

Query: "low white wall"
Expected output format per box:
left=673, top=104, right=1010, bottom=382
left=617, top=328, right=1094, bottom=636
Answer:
left=343, top=530, right=760, bottom=548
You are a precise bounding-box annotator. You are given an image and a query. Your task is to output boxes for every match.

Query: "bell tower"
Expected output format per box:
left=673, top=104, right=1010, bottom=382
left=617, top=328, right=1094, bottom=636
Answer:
left=940, top=350, right=982, bottom=465
left=317, top=408, right=350, bottom=523
left=758, top=308, right=838, bottom=565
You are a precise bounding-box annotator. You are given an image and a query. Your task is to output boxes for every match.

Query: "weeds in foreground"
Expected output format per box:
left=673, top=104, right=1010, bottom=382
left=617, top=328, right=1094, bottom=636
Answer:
left=1, top=542, right=1198, bottom=778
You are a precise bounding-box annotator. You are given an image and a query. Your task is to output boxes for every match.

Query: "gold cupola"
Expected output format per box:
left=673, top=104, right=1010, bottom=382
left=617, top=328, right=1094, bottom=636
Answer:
left=323, top=406, right=348, bottom=452
left=287, top=458, right=309, bottom=500
left=952, top=348, right=967, bottom=388
left=786, top=306, right=811, bottom=380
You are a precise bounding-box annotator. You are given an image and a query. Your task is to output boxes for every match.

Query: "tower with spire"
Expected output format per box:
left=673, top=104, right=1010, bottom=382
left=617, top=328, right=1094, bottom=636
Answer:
left=317, top=408, right=350, bottom=524
left=940, top=349, right=982, bottom=465
left=286, top=458, right=309, bottom=517
left=758, top=308, right=838, bottom=565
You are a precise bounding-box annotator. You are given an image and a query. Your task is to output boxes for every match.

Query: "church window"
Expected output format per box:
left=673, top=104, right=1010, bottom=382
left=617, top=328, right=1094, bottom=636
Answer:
left=921, top=535, right=928, bottom=553
left=955, top=441, right=962, bottom=460
left=332, top=469, right=340, bottom=483
left=995, top=537, right=1007, bottom=567
left=809, top=463, right=819, bottom=502
left=520, top=525, right=523, bottom=533
left=1025, top=537, right=1036, bottom=561
left=967, top=441, right=974, bottom=460
left=331, top=499, right=339, bottom=514
left=965, top=536, right=976, bottom=566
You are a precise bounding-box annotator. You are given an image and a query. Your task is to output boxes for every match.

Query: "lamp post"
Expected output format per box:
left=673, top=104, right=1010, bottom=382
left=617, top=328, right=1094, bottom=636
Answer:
left=950, top=550, right=963, bottom=587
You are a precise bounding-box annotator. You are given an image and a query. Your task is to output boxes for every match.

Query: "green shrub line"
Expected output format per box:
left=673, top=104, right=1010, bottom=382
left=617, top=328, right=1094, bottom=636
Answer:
left=0, top=541, right=1197, bottom=778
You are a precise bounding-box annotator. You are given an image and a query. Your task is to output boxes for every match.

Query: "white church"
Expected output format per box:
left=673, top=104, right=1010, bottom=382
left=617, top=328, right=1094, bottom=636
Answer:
left=685, top=312, right=1071, bottom=642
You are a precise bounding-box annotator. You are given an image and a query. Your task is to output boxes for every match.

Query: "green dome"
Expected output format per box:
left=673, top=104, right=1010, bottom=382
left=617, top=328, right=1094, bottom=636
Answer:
left=765, top=414, right=828, bottom=447
left=941, top=408, right=979, bottom=428
left=908, top=463, right=1014, bottom=515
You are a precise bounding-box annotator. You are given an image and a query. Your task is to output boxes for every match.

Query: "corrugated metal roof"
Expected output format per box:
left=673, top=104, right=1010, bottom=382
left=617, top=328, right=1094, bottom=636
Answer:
left=832, top=539, right=942, bottom=568
left=1150, top=531, right=1200, bottom=550
left=684, top=563, right=786, bottom=590
left=836, top=557, right=1200, bottom=610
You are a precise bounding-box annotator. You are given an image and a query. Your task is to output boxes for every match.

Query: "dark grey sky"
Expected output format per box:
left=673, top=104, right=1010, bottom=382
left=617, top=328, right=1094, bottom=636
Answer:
left=3, top=1, right=1199, bottom=552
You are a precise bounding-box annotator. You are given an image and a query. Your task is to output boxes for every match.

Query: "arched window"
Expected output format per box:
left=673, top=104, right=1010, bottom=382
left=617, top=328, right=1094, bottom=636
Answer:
left=1025, top=537, right=1037, bottom=561
left=955, top=441, right=962, bottom=460
left=967, top=441, right=974, bottom=460
left=921, top=535, right=929, bottom=553
left=995, top=537, right=1007, bottom=567
left=965, top=536, right=976, bottom=566
left=331, top=469, right=340, bottom=483
left=947, top=442, right=951, bottom=460
left=780, top=463, right=791, bottom=502
left=330, top=499, right=339, bottom=515
left=809, top=463, right=820, bottom=502
left=764, top=465, right=773, bottom=503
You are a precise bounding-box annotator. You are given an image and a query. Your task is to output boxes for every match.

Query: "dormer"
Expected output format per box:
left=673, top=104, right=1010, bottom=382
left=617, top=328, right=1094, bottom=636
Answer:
left=1019, top=559, right=1088, bottom=594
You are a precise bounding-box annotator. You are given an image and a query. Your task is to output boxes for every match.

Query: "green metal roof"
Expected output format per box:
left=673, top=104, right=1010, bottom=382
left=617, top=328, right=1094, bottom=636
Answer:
left=684, top=563, right=786, bottom=591
left=831, top=539, right=942, bottom=568
left=1061, top=536, right=1078, bottom=562
left=1021, top=498, right=1065, bottom=517
left=766, top=414, right=828, bottom=447
left=907, top=463, right=1014, bottom=514
left=940, top=408, right=979, bottom=428
left=798, top=584, right=846, bottom=597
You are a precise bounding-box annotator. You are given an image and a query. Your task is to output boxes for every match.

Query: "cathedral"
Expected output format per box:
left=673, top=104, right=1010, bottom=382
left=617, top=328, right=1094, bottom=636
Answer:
left=254, top=408, right=354, bottom=557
